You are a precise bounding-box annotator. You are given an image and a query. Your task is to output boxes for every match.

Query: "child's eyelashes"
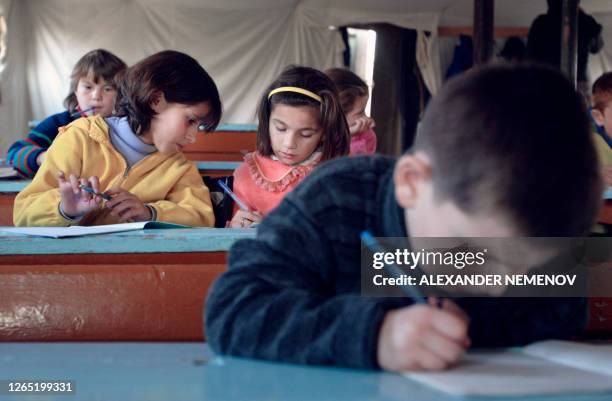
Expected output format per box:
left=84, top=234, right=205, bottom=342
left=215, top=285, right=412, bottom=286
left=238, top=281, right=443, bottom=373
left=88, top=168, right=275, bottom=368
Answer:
left=274, top=126, right=317, bottom=137
left=187, top=117, right=205, bottom=128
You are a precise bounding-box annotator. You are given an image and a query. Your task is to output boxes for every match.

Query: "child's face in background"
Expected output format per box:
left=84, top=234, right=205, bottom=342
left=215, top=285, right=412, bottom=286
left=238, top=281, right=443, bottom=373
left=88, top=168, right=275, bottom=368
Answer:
left=592, top=103, right=612, bottom=137
left=145, top=95, right=211, bottom=155
left=346, top=94, right=368, bottom=127
left=74, top=73, right=117, bottom=117
left=269, top=104, right=323, bottom=165
left=346, top=94, right=374, bottom=136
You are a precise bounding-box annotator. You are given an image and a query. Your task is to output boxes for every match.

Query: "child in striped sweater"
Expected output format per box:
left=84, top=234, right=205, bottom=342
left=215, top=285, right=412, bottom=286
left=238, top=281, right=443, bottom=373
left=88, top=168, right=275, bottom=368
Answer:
left=7, top=49, right=126, bottom=177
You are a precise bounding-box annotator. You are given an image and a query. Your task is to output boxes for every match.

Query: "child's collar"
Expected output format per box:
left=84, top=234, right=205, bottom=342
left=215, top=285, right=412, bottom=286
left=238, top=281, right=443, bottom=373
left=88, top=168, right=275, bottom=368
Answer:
left=271, top=149, right=322, bottom=166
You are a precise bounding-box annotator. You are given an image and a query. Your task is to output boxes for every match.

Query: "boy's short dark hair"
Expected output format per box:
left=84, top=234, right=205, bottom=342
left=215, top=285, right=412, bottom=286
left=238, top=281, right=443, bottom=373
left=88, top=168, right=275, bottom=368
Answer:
left=115, top=50, right=222, bottom=135
left=325, top=68, right=369, bottom=113
left=63, top=49, right=127, bottom=112
left=414, top=63, right=602, bottom=236
left=592, top=72, right=612, bottom=111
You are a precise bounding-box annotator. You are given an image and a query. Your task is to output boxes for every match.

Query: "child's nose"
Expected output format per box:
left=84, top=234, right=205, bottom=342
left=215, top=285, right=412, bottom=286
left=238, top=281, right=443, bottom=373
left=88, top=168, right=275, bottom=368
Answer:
left=186, top=130, right=197, bottom=144
left=91, top=88, right=102, bottom=100
left=283, top=132, right=298, bottom=149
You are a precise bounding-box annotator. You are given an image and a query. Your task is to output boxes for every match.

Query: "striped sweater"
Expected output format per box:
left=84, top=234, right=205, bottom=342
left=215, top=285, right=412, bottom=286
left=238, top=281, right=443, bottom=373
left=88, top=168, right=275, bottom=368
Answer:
left=205, top=155, right=587, bottom=369
left=7, top=111, right=76, bottom=178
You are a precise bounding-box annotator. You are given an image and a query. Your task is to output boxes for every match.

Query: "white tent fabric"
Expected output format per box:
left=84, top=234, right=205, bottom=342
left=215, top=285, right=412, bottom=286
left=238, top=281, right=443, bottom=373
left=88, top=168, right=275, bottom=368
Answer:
left=0, top=0, right=30, bottom=160
left=416, top=30, right=443, bottom=96
left=589, top=10, right=612, bottom=84
left=0, top=0, right=440, bottom=156
left=1, top=0, right=612, bottom=157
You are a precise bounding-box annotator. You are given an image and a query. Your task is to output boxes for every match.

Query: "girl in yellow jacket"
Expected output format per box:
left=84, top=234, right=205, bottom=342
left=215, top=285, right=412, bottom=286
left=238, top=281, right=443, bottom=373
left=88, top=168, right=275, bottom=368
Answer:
left=14, top=50, right=221, bottom=227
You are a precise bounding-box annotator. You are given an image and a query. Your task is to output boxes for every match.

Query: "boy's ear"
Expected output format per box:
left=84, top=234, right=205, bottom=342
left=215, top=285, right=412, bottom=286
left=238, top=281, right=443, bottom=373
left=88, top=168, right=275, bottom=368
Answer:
left=393, top=154, right=432, bottom=209
left=591, top=108, right=605, bottom=126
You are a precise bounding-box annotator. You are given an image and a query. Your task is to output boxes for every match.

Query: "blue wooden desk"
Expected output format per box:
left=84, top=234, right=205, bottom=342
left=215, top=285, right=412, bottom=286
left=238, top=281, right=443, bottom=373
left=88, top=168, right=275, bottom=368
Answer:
left=0, top=343, right=610, bottom=401
left=0, top=227, right=254, bottom=255
left=0, top=180, right=30, bottom=193
left=0, top=228, right=255, bottom=341
left=194, top=160, right=241, bottom=177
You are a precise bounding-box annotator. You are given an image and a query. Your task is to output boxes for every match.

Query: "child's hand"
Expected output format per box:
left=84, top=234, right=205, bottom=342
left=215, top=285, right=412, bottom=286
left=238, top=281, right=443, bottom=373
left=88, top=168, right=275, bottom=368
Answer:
left=229, top=210, right=262, bottom=228
left=349, top=116, right=376, bottom=136
left=377, top=301, right=470, bottom=372
left=57, top=171, right=103, bottom=217
left=105, top=187, right=152, bottom=222
left=36, top=151, right=47, bottom=166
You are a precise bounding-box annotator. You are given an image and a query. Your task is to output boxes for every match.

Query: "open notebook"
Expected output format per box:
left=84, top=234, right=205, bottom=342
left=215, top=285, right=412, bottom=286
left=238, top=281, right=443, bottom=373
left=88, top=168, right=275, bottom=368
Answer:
left=1, top=221, right=189, bottom=238
left=0, top=166, right=21, bottom=179
left=404, top=341, right=612, bottom=397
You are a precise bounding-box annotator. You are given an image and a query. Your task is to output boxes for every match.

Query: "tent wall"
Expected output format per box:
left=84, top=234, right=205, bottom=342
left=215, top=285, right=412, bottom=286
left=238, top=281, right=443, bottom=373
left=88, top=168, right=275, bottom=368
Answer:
left=0, top=0, right=440, bottom=157
left=0, top=0, right=441, bottom=157
left=0, top=0, right=30, bottom=161
left=0, top=0, right=346, bottom=156
left=1, top=0, right=611, bottom=158
left=589, top=10, right=612, bottom=84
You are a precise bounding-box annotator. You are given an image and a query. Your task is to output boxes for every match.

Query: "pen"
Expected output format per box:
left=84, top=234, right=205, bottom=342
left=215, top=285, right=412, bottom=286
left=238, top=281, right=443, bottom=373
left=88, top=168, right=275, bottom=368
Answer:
left=360, top=230, right=427, bottom=304
left=71, top=107, right=94, bottom=118
left=217, top=180, right=249, bottom=211
left=78, top=184, right=112, bottom=201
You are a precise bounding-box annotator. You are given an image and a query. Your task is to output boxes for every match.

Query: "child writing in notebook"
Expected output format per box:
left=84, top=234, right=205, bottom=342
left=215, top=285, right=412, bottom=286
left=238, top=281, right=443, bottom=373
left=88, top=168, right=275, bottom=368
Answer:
left=13, top=50, right=221, bottom=227
left=7, top=49, right=126, bottom=178
left=326, top=68, right=377, bottom=155
left=228, top=66, right=350, bottom=228
left=206, top=64, right=602, bottom=372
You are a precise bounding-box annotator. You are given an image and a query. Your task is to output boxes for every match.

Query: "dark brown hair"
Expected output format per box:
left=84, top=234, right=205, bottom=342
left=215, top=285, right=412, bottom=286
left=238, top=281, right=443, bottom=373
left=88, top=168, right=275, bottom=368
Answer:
left=414, top=63, right=602, bottom=236
left=63, top=49, right=127, bottom=112
left=325, top=68, right=369, bottom=113
left=257, top=66, right=350, bottom=161
left=592, top=71, right=612, bottom=111
left=114, top=50, right=222, bottom=135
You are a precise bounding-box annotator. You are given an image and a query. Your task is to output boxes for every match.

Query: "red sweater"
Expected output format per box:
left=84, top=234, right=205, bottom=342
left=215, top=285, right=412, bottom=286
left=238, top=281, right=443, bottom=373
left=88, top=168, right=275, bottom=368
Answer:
left=232, top=152, right=321, bottom=216
left=349, top=129, right=377, bottom=156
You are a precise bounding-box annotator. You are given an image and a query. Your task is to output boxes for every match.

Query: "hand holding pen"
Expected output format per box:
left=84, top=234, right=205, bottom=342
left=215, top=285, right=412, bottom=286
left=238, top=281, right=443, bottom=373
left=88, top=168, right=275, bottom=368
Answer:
left=361, top=231, right=470, bottom=372
left=230, top=209, right=262, bottom=228
left=218, top=180, right=262, bottom=228
left=57, top=171, right=105, bottom=217
left=104, top=187, right=152, bottom=222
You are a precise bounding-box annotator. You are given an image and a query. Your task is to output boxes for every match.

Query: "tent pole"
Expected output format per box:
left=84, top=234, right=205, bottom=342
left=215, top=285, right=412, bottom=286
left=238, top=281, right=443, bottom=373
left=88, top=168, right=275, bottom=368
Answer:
left=560, top=0, right=578, bottom=88
left=473, top=0, right=494, bottom=64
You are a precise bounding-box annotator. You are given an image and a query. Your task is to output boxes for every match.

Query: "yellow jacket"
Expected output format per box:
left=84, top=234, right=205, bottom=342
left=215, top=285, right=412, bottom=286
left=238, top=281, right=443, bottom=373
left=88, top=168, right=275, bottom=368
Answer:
left=14, top=116, right=215, bottom=227
left=593, top=132, right=612, bottom=166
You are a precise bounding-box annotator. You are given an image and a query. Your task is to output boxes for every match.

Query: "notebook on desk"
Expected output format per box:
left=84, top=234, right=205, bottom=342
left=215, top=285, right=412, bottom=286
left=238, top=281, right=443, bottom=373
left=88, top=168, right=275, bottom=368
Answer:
left=404, top=341, right=612, bottom=397
left=0, top=166, right=21, bottom=179
left=1, top=221, right=189, bottom=238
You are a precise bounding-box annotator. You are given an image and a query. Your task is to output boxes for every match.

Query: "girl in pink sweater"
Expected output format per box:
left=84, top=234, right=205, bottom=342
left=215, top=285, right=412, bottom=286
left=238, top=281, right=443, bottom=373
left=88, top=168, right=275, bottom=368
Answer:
left=229, top=66, right=350, bottom=228
left=326, top=68, right=377, bottom=155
